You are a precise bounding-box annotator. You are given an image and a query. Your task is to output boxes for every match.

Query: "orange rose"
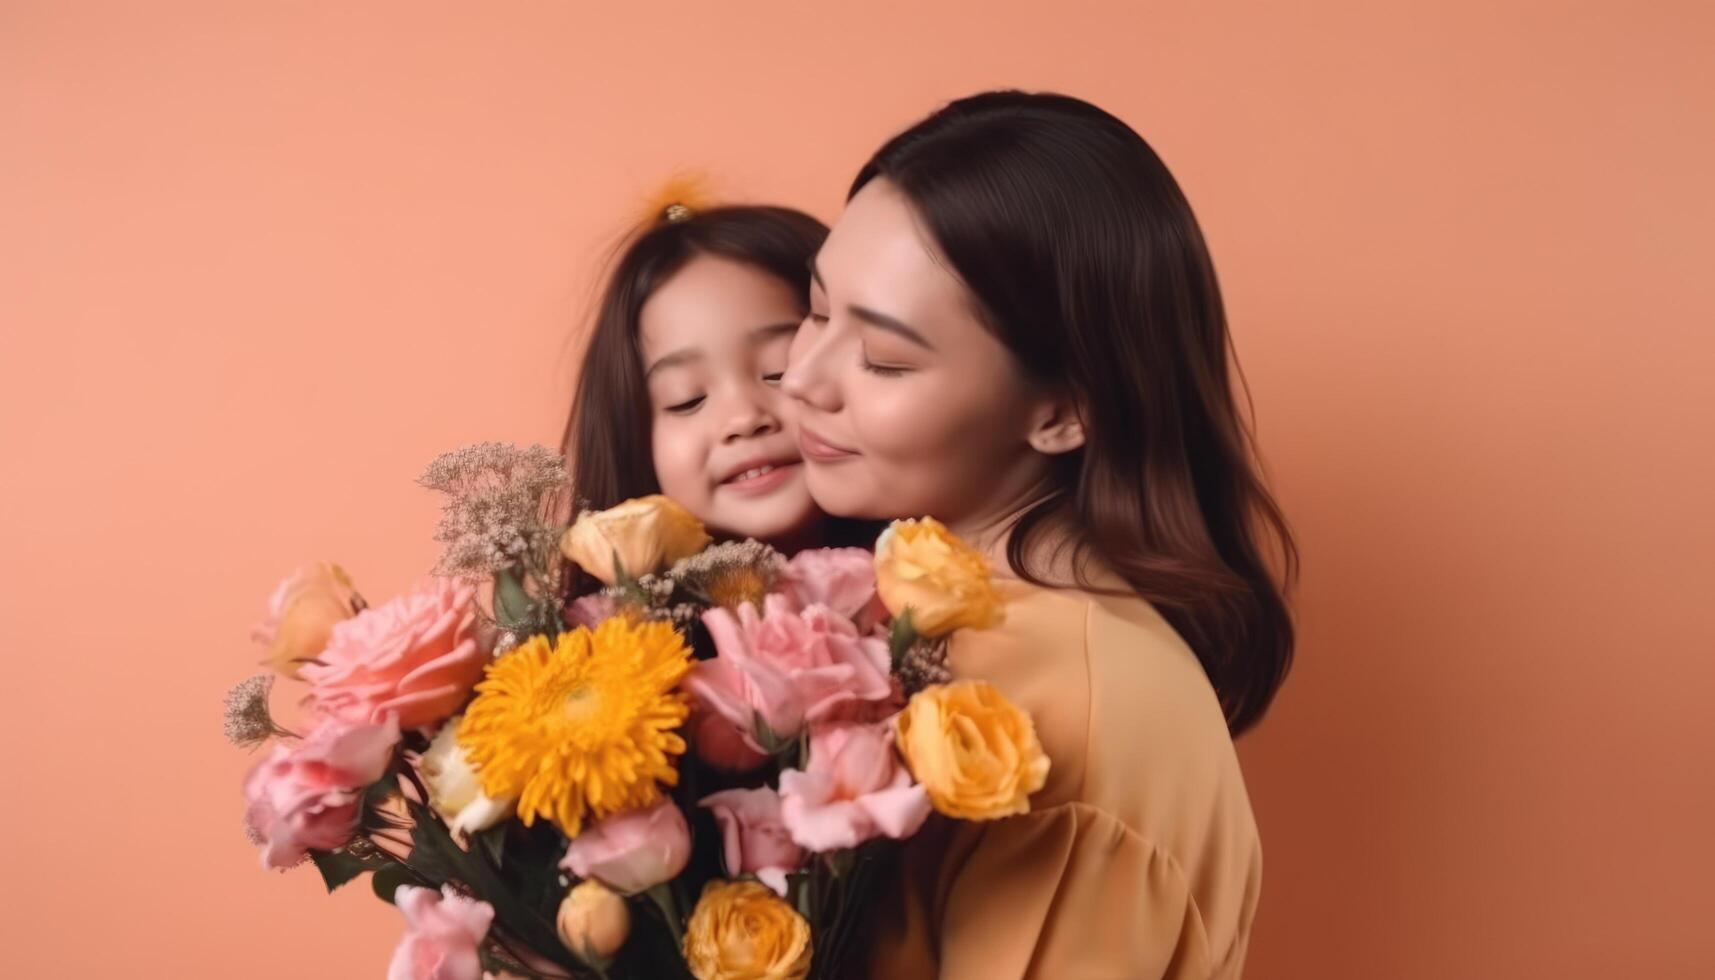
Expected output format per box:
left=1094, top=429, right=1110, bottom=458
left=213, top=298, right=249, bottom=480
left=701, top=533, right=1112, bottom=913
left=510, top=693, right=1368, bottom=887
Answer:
left=683, top=880, right=811, bottom=980
left=873, top=518, right=1002, bottom=636
left=560, top=495, right=711, bottom=585
left=896, top=680, right=1050, bottom=820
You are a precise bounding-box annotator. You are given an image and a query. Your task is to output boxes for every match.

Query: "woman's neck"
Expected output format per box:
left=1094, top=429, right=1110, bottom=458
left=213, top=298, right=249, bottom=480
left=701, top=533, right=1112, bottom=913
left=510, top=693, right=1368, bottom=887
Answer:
left=949, top=487, right=1081, bottom=583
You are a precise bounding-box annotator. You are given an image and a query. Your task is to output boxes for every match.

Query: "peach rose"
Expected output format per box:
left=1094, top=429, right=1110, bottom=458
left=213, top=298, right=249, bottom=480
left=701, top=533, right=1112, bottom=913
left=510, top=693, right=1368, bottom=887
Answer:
left=557, top=880, right=630, bottom=962
left=251, top=562, right=362, bottom=679
left=560, top=495, right=711, bottom=585
left=243, top=715, right=399, bottom=869
left=895, top=680, right=1050, bottom=820
left=386, top=884, right=493, bottom=980
left=303, top=577, right=486, bottom=730
left=873, top=518, right=1003, bottom=636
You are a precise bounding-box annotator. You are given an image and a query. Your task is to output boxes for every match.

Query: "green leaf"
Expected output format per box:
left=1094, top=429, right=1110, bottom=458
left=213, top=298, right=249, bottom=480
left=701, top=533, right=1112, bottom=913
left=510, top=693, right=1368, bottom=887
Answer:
left=475, top=823, right=507, bottom=870
left=309, top=849, right=369, bottom=893
left=494, top=567, right=535, bottom=630
left=371, top=863, right=415, bottom=905
left=406, top=799, right=580, bottom=970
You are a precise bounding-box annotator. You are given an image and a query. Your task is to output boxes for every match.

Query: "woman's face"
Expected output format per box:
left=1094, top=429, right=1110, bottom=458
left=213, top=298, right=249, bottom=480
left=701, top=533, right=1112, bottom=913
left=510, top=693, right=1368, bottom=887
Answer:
left=641, top=253, right=820, bottom=544
left=781, top=178, right=1078, bottom=535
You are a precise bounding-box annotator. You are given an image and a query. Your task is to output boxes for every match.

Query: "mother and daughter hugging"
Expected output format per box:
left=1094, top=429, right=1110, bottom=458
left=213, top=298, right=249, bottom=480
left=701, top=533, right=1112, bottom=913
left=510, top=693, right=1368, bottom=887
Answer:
left=560, top=89, right=1295, bottom=980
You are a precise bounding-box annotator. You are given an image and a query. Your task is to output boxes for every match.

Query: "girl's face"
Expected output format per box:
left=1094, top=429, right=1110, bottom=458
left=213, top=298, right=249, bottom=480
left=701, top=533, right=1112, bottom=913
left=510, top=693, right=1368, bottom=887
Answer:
left=641, top=253, right=821, bottom=544
left=781, top=179, right=1083, bottom=538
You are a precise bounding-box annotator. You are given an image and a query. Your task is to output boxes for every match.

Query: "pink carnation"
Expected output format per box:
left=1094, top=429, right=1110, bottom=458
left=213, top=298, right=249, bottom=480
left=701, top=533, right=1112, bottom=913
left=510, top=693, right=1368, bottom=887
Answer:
left=779, top=721, right=931, bottom=853
left=780, top=547, right=885, bottom=627
left=242, top=716, right=399, bottom=869
left=303, top=577, right=486, bottom=730
left=685, top=595, right=897, bottom=754
left=699, top=786, right=806, bottom=896
left=386, top=884, right=494, bottom=980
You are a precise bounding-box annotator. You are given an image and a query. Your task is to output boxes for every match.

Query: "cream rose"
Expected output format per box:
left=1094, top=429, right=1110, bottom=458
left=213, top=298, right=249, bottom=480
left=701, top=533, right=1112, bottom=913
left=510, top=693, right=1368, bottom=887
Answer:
left=560, top=495, right=711, bottom=585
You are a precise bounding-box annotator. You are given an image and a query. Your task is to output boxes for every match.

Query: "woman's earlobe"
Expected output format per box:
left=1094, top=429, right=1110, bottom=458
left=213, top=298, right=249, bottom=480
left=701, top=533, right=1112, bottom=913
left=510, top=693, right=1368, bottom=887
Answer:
left=1029, top=422, right=1086, bottom=455
left=1027, top=402, right=1087, bottom=455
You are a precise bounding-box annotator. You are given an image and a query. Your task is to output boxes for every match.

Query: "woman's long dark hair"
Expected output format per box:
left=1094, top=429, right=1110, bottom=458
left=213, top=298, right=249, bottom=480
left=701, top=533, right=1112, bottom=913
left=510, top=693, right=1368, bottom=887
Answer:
left=854, top=91, right=1297, bottom=734
left=562, top=205, right=829, bottom=511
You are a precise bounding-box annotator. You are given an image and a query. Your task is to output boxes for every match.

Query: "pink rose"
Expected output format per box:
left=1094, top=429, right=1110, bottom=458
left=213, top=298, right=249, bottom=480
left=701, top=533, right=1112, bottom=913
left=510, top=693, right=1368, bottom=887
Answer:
left=779, top=721, right=931, bottom=853
left=564, top=593, right=619, bottom=630
left=560, top=798, right=691, bottom=895
left=386, top=884, right=494, bottom=980
left=303, top=577, right=486, bottom=730
left=686, top=595, right=896, bottom=753
left=689, top=706, right=769, bottom=773
left=243, top=716, right=399, bottom=869
left=699, top=786, right=806, bottom=897
left=781, top=548, right=886, bottom=627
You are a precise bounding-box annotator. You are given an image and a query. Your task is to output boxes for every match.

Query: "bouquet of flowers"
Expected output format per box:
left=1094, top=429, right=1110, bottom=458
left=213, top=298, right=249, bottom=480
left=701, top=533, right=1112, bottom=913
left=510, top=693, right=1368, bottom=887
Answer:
left=226, top=443, right=1051, bottom=979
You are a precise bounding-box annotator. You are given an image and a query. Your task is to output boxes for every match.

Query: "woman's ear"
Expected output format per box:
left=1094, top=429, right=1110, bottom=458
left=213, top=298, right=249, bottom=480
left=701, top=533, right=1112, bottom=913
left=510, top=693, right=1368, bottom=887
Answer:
left=1026, top=394, right=1087, bottom=455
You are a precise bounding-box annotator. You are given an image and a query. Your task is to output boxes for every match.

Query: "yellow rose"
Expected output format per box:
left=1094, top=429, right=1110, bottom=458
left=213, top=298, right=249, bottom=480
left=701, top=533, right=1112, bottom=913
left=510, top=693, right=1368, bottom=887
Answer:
left=896, top=680, right=1050, bottom=820
left=683, top=880, right=811, bottom=980
left=873, top=517, right=1003, bottom=636
left=251, top=562, right=362, bottom=679
left=557, top=880, right=631, bottom=962
left=560, top=495, right=712, bottom=585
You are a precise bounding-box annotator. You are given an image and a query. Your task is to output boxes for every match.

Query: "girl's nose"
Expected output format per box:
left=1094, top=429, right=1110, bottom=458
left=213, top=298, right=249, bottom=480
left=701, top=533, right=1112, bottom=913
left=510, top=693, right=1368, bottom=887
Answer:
left=720, top=402, right=780, bottom=443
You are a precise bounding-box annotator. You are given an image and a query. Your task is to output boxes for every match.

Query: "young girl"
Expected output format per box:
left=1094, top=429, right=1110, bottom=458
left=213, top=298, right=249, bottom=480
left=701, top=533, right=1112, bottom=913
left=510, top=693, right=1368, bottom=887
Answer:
left=562, top=195, right=834, bottom=552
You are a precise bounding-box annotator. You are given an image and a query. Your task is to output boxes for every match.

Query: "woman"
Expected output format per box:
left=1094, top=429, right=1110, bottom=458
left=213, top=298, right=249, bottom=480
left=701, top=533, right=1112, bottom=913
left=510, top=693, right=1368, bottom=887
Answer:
left=781, top=90, right=1296, bottom=978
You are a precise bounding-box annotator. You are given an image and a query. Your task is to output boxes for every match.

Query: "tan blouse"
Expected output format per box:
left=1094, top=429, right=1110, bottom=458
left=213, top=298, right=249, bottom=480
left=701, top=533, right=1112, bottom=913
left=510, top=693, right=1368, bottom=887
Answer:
left=865, top=570, right=1262, bottom=979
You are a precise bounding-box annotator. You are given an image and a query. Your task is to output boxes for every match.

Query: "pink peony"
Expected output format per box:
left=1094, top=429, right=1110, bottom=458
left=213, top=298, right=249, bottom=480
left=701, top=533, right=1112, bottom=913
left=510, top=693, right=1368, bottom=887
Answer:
left=686, top=594, right=896, bottom=753
left=386, top=884, right=494, bottom=980
left=689, top=706, right=769, bottom=773
left=699, top=786, right=806, bottom=896
left=780, top=548, right=886, bottom=626
left=303, top=577, right=486, bottom=730
left=559, top=798, right=691, bottom=895
left=243, top=716, right=400, bottom=869
left=778, top=721, right=932, bottom=853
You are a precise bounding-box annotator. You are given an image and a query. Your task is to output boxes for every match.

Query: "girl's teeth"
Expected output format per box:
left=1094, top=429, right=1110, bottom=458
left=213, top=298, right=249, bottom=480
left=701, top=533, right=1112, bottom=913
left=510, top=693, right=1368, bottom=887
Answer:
left=736, top=466, right=774, bottom=481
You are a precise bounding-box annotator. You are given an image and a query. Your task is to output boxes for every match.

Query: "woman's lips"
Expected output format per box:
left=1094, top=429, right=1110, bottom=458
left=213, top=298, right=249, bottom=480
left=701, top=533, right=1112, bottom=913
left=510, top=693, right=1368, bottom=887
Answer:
left=798, top=427, right=860, bottom=462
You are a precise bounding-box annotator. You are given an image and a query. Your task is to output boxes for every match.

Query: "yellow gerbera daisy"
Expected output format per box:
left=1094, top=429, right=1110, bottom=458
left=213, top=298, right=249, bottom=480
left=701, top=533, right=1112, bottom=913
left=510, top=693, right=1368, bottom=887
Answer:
left=457, top=617, right=692, bottom=837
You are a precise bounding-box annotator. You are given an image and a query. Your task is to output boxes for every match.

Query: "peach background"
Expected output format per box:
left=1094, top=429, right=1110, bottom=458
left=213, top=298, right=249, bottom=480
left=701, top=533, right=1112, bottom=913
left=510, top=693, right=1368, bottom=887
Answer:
left=2, top=1, right=1711, bottom=976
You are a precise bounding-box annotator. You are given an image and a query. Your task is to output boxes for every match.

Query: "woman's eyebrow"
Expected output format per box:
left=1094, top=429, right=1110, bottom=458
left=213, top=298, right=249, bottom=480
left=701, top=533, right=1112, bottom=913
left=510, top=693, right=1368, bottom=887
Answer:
left=810, top=257, right=936, bottom=351
left=850, top=306, right=935, bottom=351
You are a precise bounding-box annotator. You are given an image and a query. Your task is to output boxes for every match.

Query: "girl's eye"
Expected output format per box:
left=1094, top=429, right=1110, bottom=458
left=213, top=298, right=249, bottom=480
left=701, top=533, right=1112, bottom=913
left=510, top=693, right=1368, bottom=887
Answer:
left=806, top=312, right=830, bottom=326
left=664, top=395, right=706, bottom=414
left=762, top=372, right=785, bottom=385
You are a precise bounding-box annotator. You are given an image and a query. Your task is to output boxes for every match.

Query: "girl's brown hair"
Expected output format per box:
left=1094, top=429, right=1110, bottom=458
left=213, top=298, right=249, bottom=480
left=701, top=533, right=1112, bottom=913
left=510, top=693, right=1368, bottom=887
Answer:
left=854, top=91, right=1298, bottom=734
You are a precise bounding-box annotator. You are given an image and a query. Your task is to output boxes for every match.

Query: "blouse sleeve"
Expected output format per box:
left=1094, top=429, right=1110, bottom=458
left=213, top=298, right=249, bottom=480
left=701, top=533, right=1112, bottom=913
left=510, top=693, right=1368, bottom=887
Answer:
left=934, top=802, right=1217, bottom=980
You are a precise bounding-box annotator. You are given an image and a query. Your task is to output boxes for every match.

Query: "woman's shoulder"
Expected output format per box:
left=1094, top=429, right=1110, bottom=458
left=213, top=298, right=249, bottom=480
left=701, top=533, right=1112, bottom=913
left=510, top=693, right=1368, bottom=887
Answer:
left=944, top=569, right=1256, bottom=842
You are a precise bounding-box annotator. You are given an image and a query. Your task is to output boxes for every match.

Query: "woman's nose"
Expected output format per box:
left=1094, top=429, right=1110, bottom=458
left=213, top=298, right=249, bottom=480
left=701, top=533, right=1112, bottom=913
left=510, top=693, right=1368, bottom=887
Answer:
left=781, top=323, right=842, bottom=411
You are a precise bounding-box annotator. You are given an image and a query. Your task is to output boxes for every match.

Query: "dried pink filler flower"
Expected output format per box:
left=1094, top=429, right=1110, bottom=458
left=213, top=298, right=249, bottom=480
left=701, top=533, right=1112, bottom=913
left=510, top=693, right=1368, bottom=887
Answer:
left=418, top=442, right=568, bottom=579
